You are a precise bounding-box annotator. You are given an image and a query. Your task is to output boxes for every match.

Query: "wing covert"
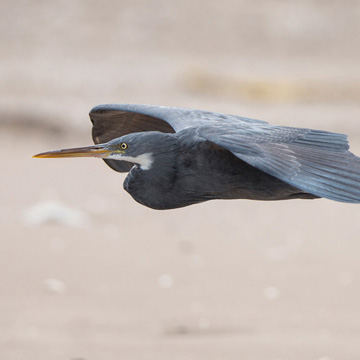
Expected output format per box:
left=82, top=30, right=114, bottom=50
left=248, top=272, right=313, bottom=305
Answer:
left=89, top=103, right=268, bottom=173
left=90, top=103, right=267, bottom=139
left=197, top=125, right=360, bottom=203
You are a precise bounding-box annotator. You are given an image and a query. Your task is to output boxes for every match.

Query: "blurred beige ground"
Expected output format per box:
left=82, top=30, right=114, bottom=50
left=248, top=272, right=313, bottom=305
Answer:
left=1, top=1, right=360, bottom=359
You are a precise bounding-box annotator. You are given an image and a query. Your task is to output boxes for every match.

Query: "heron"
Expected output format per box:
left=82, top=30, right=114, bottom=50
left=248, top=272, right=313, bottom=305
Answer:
left=33, top=104, right=360, bottom=209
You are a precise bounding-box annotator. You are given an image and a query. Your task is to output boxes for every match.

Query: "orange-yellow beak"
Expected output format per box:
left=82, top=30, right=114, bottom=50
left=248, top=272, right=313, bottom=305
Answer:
left=32, top=144, right=112, bottom=158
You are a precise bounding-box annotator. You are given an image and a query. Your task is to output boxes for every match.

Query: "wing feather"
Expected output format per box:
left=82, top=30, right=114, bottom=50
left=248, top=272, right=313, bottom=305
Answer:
left=89, top=104, right=267, bottom=173
left=197, top=125, right=360, bottom=203
left=90, top=103, right=267, bottom=137
left=88, top=104, right=360, bottom=203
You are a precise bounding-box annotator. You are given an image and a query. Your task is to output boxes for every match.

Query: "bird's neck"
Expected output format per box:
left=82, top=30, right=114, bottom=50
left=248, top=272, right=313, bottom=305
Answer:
left=123, top=140, right=180, bottom=209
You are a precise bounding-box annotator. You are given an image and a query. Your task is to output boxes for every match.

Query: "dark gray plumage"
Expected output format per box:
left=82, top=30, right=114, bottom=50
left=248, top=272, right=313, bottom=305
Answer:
left=34, top=103, right=360, bottom=209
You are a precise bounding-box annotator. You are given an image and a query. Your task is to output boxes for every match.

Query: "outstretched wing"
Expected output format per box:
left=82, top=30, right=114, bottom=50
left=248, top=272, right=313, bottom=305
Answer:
left=89, top=103, right=267, bottom=172
left=89, top=104, right=360, bottom=203
left=197, top=124, right=360, bottom=203
left=90, top=103, right=267, bottom=140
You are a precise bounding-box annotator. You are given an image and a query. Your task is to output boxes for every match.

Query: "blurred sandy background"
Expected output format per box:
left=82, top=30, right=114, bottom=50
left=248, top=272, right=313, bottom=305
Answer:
left=2, top=1, right=360, bottom=359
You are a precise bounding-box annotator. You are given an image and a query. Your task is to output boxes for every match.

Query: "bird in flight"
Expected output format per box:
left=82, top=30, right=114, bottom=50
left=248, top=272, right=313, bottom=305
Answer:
left=33, top=104, right=360, bottom=209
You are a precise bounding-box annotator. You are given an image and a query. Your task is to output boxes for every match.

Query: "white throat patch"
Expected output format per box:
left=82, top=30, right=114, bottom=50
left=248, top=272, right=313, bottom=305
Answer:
left=108, top=152, right=154, bottom=170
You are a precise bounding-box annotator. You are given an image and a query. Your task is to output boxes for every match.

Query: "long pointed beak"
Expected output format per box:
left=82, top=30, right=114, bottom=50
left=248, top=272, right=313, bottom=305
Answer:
left=33, top=144, right=112, bottom=158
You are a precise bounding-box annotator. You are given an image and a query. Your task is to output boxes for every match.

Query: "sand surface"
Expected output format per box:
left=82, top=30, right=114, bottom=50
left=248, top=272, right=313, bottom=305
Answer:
left=1, top=1, right=360, bottom=359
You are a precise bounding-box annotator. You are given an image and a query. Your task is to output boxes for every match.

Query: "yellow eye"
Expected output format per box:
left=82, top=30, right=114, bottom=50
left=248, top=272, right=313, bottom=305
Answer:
left=120, top=142, right=128, bottom=150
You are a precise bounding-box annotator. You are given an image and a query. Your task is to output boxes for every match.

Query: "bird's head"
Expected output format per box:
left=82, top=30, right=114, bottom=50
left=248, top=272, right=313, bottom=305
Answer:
left=33, top=132, right=177, bottom=170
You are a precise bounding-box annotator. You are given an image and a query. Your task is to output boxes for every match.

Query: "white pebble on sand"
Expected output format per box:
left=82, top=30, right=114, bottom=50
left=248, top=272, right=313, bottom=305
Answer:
left=264, top=286, right=280, bottom=300
left=44, top=278, right=67, bottom=294
left=158, top=274, right=174, bottom=288
left=23, top=201, right=89, bottom=228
